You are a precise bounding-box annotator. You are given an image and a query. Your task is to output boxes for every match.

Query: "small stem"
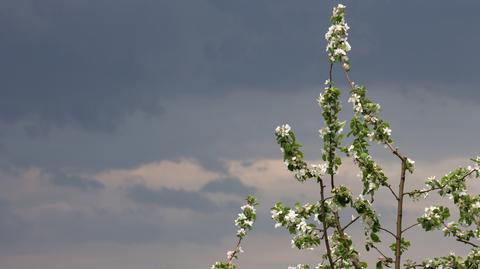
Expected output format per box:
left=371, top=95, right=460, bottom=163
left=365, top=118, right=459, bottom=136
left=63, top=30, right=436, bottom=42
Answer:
left=379, top=227, right=397, bottom=239
left=456, top=238, right=479, bottom=248
left=387, top=184, right=399, bottom=201
left=341, top=216, right=360, bottom=232
left=226, top=237, right=243, bottom=265
left=402, top=223, right=419, bottom=233
left=386, top=142, right=406, bottom=161
left=404, top=169, right=478, bottom=197
left=329, top=62, right=333, bottom=88
left=371, top=244, right=392, bottom=263
left=441, top=222, right=480, bottom=248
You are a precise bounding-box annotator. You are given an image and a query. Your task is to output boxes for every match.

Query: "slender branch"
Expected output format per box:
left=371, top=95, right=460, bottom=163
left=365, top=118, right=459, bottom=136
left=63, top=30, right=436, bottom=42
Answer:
left=226, top=237, right=243, bottom=265
left=332, top=256, right=342, bottom=265
left=319, top=180, right=335, bottom=268
left=342, top=64, right=403, bottom=269
left=404, top=169, right=478, bottom=197
left=402, top=223, right=419, bottom=233
left=441, top=222, right=480, bottom=248
left=371, top=244, right=392, bottom=263
left=385, top=142, right=406, bottom=161
left=387, top=184, right=399, bottom=201
left=394, top=159, right=407, bottom=269
left=343, top=67, right=355, bottom=87
left=343, top=67, right=407, bottom=163
left=329, top=62, right=333, bottom=88
left=331, top=195, right=362, bottom=269
left=330, top=170, right=362, bottom=269
left=341, top=216, right=360, bottom=232
left=379, top=227, right=397, bottom=239
left=403, top=186, right=443, bottom=197
left=456, top=238, right=479, bottom=248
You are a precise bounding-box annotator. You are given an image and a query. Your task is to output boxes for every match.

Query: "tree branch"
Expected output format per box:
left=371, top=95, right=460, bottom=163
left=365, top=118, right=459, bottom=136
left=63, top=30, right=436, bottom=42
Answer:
left=394, top=159, right=407, bottom=269
left=341, top=216, right=360, bottom=232
left=387, top=184, right=399, bottom=201
left=379, top=227, right=397, bottom=239
left=371, top=244, right=392, bottom=264
left=402, top=223, right=419, bottom=234
left=456, top=238, right=479, bottom=248
left=319, top=180, right=335, bottom=268
left=404, top=168, right=478, bottom=197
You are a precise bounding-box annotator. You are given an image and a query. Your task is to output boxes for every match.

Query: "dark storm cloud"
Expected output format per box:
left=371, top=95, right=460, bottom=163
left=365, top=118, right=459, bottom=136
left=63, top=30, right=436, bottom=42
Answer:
left=2, top=0, right=479, bottom=134
left=0, top=0, right=169, bottom=132
left=126, top=184, right=219, bottom=212
left=201, top=177, right=256, bottom=195
left=50, top=173, right=104, bottom=191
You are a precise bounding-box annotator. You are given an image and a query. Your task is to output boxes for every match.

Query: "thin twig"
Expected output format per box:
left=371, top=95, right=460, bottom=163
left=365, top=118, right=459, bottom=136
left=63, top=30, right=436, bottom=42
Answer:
left=441, top=222, right=480, bottom=248
left=404, top=169, right=478, bottom=197
left=379, top=227, right=397, bottom=239
left=341, top=216, right=360, bottom=232
left=402, top=223, right=419, bottom=233
left=371, top=244, right=392, bottom=263
left=456, top=238, right=479, bottom=248
left=387, top=184, right=399, bottom=201
left=226, top=237, right=243, bottom=265
left=385, top=142, right=406, bottom=161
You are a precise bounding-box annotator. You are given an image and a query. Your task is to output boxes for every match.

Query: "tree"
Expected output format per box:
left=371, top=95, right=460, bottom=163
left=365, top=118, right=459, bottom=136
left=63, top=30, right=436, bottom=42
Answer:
left=212, top=4, right=480, bottom=269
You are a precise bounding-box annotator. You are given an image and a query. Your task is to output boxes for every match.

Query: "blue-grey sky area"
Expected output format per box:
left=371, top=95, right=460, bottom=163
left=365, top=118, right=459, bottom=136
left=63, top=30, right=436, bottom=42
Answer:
left=0, top=1, right=479, bottom=268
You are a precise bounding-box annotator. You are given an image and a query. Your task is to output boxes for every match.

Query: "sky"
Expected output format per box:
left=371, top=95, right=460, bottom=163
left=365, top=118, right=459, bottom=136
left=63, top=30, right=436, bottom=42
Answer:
left=1, top=0, right=480, bottom=268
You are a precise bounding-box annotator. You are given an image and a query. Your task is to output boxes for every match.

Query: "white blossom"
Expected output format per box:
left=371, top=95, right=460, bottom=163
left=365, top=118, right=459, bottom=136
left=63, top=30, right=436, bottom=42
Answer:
left=227, top=250, right=235, bottom=260
left=311, top=163, right=328, bottom=177
left=237, top=228, right=246, bottom=237
left=271, top=208, right=282, bottom=219
left=275, top=124, right=292, bottom=137
left=383, top=127, right=392, bottom=136
left=318, top=127, right=330, bottom=138
left=348, top=93, right=360, bottom=103
left=285, top=210, right=298, bottom=224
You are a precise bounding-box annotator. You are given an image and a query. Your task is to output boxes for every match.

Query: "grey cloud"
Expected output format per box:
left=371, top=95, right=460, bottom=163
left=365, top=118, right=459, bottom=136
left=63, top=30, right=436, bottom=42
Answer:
left=50, top=173, right=104, bottom=191
left=126, top=184, right=219, bottom=213
left=2, top=0, right=479, bottom=135
left=0, top=198, right=27, bottom=244
left=0, top=206, right=234, bottom=247
left=201, top=177, right=256, bottom=195
left=0, top=0, right=168, bottom=132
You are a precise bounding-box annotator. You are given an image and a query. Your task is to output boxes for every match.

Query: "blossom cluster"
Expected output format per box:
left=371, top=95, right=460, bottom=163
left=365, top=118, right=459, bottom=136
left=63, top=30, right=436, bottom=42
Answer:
left=405, top=248, right=480, bottom=269
left=325, top=4, right=351, bottom=70
left=347, top=85, right=393, bottom=145
left=318, top=82, right=345, bottom=176
left=267, top=3, right=480, bottom=269
left=234, top=196, right=257, bottom=239
left=328, top=231, right=366, bottom=269
left=344, top=85, right=394, bottom=195
left=352, top=195, right=382, bottom=250
left=271, top=202, right=323, bottom=250
left=211, top=196, right=258, bottom=269
left=442, top=221, right=480, bottom=243
left=409, top=160, right=480, bottom=265
left=275, top=124, right=328, bottom=182
left=288, top=264, right=310, bottom=269
left=417, top=206, right=450, bottom=231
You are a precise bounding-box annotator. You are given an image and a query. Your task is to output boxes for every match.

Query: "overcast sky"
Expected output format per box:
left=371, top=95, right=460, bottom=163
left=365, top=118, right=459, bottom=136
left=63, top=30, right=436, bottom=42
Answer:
left=1, top=1, right=480, bottom=268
